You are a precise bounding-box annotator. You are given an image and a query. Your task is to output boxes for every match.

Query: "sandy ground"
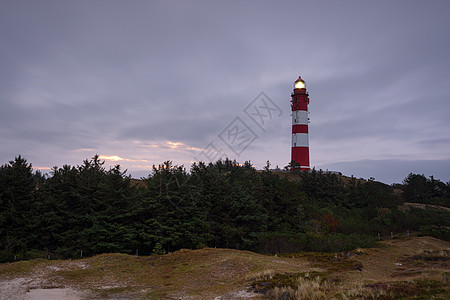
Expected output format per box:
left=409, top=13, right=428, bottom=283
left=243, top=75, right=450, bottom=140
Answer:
left=0, top=261, right=88, bottom=300
left=0, top=277, right=85, bottom=300
left=24, top=288, right=82, bottom=300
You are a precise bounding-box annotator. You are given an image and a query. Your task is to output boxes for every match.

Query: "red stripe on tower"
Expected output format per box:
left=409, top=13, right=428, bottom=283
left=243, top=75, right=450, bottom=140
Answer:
left=291, top=76, right=310, bottom=170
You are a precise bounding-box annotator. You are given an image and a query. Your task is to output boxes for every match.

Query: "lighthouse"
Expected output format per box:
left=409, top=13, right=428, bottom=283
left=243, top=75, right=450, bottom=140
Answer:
left=291, top=76, right=310, bottom=170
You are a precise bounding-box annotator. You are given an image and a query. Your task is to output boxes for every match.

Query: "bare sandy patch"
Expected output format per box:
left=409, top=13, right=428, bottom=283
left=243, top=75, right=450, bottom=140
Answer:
left=25, top=288, right=83, bottom=300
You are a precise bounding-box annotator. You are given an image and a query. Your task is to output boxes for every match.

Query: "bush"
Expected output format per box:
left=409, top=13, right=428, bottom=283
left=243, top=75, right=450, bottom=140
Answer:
left=306, top=233, right=376, bottom=252
left=419, top=226, right=450, bottom=241
left=152, top=243, right=166, bottom=255
left=257, top=232, right=376, bottom=254
left=23, top=249, right=49, bottom=260
left=257, top=232, right=307, bottom=254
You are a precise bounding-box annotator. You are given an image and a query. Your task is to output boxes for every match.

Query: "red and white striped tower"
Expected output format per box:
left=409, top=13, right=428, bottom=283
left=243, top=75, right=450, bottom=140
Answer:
left=291, top=76, right=310, bottom=170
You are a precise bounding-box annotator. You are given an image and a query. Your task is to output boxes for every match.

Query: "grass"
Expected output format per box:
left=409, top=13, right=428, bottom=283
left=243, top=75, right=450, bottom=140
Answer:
left=411, top=249, right=449, bottom=262
left=0, top=258, right=48, bottom=278
left=279, top=250, right=365, bottom=273
left=251, top=271, right=328, bottom=296
left=47, top=248, right=315, bottom=298
left=265, top=275, right=329, bottom=300
left=0, top=236, right=449, bottom=299
left=338, top=278, right=449, bottom=299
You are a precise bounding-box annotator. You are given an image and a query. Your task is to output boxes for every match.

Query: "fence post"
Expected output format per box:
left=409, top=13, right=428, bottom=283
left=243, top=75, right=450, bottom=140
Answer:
left=80, top=250, right=83, bottom=258
left=378, top=233, right=381, bottom=241
left=407, top=230, right=410, bottom=237
left=391, top=232, right=393, bottom=239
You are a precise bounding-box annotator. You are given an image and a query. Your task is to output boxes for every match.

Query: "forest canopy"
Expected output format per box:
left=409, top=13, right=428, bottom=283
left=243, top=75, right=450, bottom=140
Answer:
left=1, top=155, right=449, bottom=262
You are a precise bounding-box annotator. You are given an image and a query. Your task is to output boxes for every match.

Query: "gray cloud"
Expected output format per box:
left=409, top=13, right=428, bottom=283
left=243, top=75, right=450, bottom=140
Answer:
left=1, top=0, right=449, bottom=183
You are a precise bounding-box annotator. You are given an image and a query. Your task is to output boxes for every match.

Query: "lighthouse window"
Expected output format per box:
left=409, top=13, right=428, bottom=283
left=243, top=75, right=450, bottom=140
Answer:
left=294, top=142, right=296, bottom=146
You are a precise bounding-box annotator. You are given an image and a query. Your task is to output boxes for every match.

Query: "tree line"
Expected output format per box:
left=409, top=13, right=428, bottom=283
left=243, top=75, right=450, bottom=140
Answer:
left=0, top=155, right=449, bottom=261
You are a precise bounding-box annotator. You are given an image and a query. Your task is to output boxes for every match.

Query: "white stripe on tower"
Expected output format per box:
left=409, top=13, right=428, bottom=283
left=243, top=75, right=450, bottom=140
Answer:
left=292, top=133, right=309, bottom=147
left=292, top=111, right=308, bottom=125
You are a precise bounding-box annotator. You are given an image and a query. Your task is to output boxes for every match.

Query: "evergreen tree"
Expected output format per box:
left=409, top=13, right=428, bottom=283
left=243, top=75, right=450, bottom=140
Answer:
left=0, top=156, right=38, bottom=260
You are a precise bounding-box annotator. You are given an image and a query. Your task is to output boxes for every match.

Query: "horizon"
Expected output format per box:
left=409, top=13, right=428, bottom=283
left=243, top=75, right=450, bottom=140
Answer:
left=5, top=153, right=448, bottom=186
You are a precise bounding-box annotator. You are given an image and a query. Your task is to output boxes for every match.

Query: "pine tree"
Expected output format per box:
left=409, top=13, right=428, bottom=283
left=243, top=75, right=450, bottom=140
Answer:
left=0, top=156, right=38, bottom=260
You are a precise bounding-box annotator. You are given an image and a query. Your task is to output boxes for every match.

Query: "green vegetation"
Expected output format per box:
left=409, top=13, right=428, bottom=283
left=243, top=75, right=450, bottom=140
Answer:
left=402, top=173, right=450, bottom=207
left=252, top=271, right=327, bottom=293
left=0, top=155, right=449, bottom=261
left=340, top=279, right=449, bottom=299
left=250, top=271, right=331, bottom=300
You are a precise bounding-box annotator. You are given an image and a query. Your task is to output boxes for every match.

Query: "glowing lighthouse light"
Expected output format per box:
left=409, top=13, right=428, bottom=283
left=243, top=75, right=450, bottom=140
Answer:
left=291, top=76, right=310, bottom=170
left=294, top=80, right=305, bottom=89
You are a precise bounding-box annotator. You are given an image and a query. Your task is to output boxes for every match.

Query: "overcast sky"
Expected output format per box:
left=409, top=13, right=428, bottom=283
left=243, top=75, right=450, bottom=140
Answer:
left=1, top=0, right=449, bottom=184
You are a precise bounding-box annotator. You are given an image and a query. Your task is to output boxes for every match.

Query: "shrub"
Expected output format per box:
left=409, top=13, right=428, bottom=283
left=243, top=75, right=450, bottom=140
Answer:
left=257, top=232, right=307, bottom=254
left=419, top=226, right=450, bottom=241
left=306, top=233, right=376, bottom=252
left=152, top=243, right=166, bottom=255
left=257, top=232, right=376, bottom=254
